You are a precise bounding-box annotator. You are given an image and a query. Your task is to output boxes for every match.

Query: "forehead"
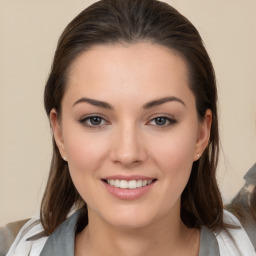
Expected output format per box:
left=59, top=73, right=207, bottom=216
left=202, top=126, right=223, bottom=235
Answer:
left=64, top=42, right=193, bottom=107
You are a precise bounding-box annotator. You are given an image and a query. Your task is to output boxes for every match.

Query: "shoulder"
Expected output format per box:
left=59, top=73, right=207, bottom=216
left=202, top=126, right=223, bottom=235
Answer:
left=214, top=210, right=256, bottom=256
left=7, top=210, right=83, bottom=256
left=6, top=217, right=48, bottom=256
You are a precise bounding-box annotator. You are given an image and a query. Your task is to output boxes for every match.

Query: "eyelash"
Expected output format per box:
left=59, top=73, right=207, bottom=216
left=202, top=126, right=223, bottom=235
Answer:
left=147, top=116, right=177, bottom=127
left=79, top=115, right=109, bottom=129
left=78, top=115, right=177, bottom=129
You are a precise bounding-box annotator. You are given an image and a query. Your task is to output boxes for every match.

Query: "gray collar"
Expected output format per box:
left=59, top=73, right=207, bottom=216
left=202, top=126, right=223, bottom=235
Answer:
left=199, top=225, right=220, bottom=255
left=40, top=210, right=220, bottom=256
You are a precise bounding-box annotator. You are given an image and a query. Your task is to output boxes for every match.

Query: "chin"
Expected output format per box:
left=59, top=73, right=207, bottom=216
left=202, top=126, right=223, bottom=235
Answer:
left=100, top=207, right=160, bottom=230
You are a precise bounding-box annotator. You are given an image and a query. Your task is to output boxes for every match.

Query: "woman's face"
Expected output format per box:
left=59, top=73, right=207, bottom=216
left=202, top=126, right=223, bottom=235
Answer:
left=51, top=43, right=211, bottom=229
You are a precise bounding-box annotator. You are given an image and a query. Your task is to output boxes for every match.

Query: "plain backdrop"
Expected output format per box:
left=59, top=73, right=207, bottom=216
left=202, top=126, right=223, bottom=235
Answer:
left=0, top=0, right=255, bottom=226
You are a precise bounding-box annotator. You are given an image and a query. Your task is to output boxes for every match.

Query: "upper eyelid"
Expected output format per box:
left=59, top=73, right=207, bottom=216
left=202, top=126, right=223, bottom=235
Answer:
left=79, top=114, right=109, bottom=125
left=146, top=115, right=177, bottom=126
left=79, top=113, right=107, bottom=121
left=147, top=113, right=176, bottom=121
left=149, top=117, right=176, bottom=123
left=78, top=115, right=109, bottom=129
left=78, top=113, right=177, bottom=124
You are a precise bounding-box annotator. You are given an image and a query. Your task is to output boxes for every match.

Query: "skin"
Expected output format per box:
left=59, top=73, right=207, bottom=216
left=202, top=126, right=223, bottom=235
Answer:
left=51, top=42, right=212, bottom=256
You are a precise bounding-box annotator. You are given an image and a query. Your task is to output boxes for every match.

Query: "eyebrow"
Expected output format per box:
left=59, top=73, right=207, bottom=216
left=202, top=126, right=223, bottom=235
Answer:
left=143, top=96, right=186, bottom=109
left=73, top=97, right=113, bottom=109
left=72, top=96, right=186, bottom=110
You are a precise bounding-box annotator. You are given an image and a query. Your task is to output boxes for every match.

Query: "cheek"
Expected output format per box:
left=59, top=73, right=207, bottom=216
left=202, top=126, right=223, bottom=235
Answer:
left=63, top=130, right=110, bottom=205
left=153, top=129, right=197, bottom=168
left=150, top=130, right=197, bottom=209
left=66, top=139, right=101, bottom=170
left=62, top=124, right=109, bottom=178
left=148, top=123, right=198, bottom=194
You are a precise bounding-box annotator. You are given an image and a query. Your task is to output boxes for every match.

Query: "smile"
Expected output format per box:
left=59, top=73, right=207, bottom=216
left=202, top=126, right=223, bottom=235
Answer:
left=106, top=179, right=154, bottom=189
left=102, top=177, right=157, bottom=200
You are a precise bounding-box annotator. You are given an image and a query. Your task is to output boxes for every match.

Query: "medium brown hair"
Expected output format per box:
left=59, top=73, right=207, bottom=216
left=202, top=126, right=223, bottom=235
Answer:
left=42, top=0, right=223, bottom=235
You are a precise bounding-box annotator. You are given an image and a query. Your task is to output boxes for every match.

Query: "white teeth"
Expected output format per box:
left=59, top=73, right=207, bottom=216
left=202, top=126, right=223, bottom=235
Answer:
left=114, top=180, right=120, bottom=187
left=128, top=180, right=136, bottom=189
left=136, top=180, right=142, bottom=188
left=106, top=179, right=154, bottom=189
left=119, top=180, right=128, bottom=189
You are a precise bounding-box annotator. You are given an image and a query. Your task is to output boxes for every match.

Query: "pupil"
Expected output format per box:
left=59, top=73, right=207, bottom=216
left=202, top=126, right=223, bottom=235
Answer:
left=91, top=117, right=101, bottom=125
left=156, top=117, right=166, bottom=125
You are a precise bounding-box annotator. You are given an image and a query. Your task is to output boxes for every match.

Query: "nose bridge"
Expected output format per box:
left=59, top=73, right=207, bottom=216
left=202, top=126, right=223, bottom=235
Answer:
left=111, top=120, right=146, bottom=166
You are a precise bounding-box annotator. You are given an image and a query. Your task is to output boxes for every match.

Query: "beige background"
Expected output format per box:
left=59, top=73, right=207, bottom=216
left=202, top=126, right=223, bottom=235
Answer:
left=0, top=0, right=255, bottom=226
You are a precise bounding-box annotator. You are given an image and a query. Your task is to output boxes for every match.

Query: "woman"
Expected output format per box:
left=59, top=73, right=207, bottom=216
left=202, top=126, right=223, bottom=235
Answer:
left=7, top=0, right=255, bottom=255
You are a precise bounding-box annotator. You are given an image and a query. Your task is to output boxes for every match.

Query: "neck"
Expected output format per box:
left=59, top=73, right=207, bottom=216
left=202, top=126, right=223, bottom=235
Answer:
left=75, top=209, right=200, bottom=256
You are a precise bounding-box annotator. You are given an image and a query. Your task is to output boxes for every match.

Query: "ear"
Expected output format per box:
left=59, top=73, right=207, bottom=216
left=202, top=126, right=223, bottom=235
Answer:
left=194, top=109, right=212, bottom=161
left=50, top=109, right=67, bottom=161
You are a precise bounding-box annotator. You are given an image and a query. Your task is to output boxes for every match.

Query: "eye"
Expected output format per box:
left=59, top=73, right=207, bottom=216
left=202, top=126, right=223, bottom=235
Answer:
left=79, top=115, right=108, bottom=128
left=148, top=116, right=177, bottom=127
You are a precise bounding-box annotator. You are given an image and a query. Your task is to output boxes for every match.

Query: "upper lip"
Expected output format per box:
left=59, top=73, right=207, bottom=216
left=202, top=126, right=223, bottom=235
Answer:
left=102, top=175, right=157, bottom=181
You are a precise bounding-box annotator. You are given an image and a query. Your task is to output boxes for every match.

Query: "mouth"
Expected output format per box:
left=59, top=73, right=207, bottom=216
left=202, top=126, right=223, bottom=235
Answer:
left=102, top=179, right=157, bottom=189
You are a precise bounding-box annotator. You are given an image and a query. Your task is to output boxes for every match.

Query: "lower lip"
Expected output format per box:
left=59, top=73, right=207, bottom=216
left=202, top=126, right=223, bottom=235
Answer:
left=103, top=181, right=156, bottom=200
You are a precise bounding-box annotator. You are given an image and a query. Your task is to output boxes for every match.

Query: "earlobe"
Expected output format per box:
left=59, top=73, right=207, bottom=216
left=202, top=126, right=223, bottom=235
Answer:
left=50, top=109, right=67, bottom=161
left=194, top=109, right=212, bottom=161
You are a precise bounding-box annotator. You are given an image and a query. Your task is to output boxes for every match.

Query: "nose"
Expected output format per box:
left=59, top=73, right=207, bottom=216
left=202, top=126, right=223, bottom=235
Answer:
left=110, top=123, right=148, bottom=168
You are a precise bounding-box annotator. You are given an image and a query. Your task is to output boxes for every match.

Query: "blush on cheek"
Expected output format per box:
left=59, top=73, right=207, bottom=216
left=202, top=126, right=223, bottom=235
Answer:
left=64, top=133, right=110, bottom=177
left=160, top=132, right=196, bottom=154
left=67, top=145, right=102, bottom=170
left=154, top=137, right=195, bottom=176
